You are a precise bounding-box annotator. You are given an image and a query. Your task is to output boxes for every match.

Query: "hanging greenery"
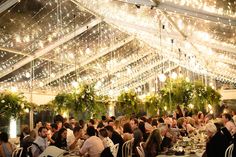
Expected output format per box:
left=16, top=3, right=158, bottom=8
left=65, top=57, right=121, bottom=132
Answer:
left=159, top=78, right=221, bottom=113
left=53, top=92, right=73, bottom=114
left=93, top=95, right=110, bottom=119
left=144, top=94, right=160, bottom=116
left=0, top=91, right=28, bottom=118
left=74, top=84, right=96, bottom=113
left=116, top=90, right=143, bottom=116
left=191, top=81, right=221, bottom=112
left=51, top=83, right=100, bottom=119
left=159, top=78, right=193, bottom=110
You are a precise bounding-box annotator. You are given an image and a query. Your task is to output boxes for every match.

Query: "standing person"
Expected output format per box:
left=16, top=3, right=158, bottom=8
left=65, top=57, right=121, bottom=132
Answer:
left=31, top=127, right=48, bottom=157
left=0, top=132, right=15, bottom=157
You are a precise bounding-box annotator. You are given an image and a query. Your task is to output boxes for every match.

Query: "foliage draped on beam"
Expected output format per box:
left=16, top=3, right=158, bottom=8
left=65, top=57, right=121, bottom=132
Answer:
left=144, top=94, right=161, bottom=116
left=43, top=83, right=109, bottom=119
left=116, top=90, right=143, bottom=116
left=0, top=91, right=29, bottom=118
left=159, top=78, right=221, bottom=113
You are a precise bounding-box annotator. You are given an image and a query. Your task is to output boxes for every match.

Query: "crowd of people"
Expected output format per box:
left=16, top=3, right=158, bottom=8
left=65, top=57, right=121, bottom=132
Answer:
left=1, top=105, right=236, bottom=157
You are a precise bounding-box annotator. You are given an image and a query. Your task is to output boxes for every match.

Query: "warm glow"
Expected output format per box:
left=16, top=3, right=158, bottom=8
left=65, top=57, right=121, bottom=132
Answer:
left=159, top=74, right=166, bottom=82
left=10, top=86, right=18, bottom=93
left=171, top=72, right=177, bottom=80
left=188, top=103, right=194, bottom=109
left=25, top=72, right=31, bottom=78
left=10, top=118, right=17, bottom=138
left=164, top=106, right=167, bottom=111
left=24, top=108, right=29, bottom=113
left=71, top=81, right=78, bottom=88
left=208, top=104, right=212, bottom=110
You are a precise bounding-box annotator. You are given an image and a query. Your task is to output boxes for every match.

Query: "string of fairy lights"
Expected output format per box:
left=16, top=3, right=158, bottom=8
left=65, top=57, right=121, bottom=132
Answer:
left=0, top=0, right=236, bottom=96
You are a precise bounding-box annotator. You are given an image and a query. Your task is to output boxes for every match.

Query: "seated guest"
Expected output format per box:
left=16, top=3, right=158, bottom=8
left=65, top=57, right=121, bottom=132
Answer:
left=222, top=113, right=236, bottom=135
left=159, top=124, right=172, bottom=152
left=21, top=130, right=36, bottom=157
left=105, top=125, right=124, bottom=157
left=48, top=123, right=58, bottom=145
left=79, top=126, right=104, bottom=157
left=54, top=128, right=67, bottom=150
left=139, top=121, right=149, bottom=142
left=133, top=128, right=143, bottom=157
left=32, top=127, right=48, bottom=157
left=114, top=120, right=123, bottom=135
left=144, top=129, right=162, bottom=157
left=99, top=128, right=114, bottom=148
left=205, top=123, right=229, bottom=157
left=123, top=122, right=133, bottom=142
left=68, top=126, right=83, bottom=150
left=151, top=119, right=158, bottom=128
left=0, top=132, right=15, bottom=157
left=99, top=128, right=114, bottom=157
left=177, top=117, right=188, bottom=136
left=20, top=126, right=30, bottom=143
left=130, top=118, right=139, bottom=132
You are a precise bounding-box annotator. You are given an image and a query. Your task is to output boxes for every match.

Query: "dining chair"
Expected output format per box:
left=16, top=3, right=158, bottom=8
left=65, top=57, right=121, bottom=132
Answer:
left=225, top=143, right=234, bottom=157
left=136, top=146, right=145, bottom=157
left=111, top=143, right=119, bottom=157
left=12, top=147, right=23, bottom=157
left=122, top=138, right=134, bottom=157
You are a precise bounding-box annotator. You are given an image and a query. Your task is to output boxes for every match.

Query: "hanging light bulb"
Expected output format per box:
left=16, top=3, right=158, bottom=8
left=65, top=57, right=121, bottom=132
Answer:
left=85, top=48, right=91, bottom=54
left=50, top=73, right=55, bottom=78
left=15, top=35, right=21, bottom=43
left=24, top=35, right=30, bottom=42
left=39, top=82, right=44, bottom=87
left=108, top=90, right=113, bottom=96
left=25, top=72, right=31, bottom=78
left=208, top=104, right=212, bottom=110
left=171, top=72, right=177, bottom=80
left=164, top=106, right=167, bottom=111
left=185, top=77, right=190, bottom=82
left=137, top=87, right=142, bottom=92
left=159, top=73, right=166, bottom=82
left=71, top=81, right=78, bottom=88
left=189, top=104, right=194, bottom=109
left=10, top=86, right=18, bottom=92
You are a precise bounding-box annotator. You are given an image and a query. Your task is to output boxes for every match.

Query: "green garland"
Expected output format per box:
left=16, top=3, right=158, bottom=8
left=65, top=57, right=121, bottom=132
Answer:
left=0, top=91, right=27, bottom=118
left=116, top=90, right=143, bottom=116
left=159, top=78, right=221, bottom=113
left=144, top=94, right=160, bottom=116
left=51, top=83, right=109, bottom=119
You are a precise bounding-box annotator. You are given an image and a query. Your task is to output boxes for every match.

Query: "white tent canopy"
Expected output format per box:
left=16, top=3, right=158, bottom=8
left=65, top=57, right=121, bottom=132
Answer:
left=0, top=0, right=235, bottom=97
